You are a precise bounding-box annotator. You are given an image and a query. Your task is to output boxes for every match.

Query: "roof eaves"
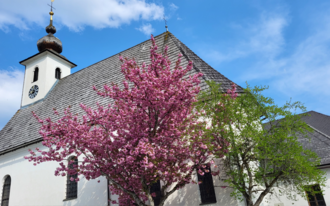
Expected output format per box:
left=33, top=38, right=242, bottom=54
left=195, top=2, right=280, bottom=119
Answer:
left=0, top=138, right=42, bottom=157
left=20, top=49, right=77, bottom=68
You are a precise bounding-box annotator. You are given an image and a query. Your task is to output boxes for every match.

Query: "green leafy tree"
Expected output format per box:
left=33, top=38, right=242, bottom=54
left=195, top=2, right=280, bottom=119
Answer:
left=197, top=81, right=326, bottom=206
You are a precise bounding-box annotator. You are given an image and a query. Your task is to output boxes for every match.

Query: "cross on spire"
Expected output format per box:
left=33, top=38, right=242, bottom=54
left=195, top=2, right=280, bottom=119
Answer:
left=48, top=0, right=56, bottom=12
left=163, top=16, right=168, bottom=32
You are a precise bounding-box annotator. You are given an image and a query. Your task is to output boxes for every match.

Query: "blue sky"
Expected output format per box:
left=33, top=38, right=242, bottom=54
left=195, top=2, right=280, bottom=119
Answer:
left=1, top=0, right=330, bottom=129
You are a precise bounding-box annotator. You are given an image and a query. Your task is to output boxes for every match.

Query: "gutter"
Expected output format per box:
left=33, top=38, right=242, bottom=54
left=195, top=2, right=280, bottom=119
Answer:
left=317, top=163, right=330, bottom=169
left=0, top=138, right=42, bottom=157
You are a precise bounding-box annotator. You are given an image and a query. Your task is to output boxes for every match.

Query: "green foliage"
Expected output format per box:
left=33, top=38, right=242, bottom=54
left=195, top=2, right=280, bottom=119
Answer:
left=196, top=81, right=326, bottom=206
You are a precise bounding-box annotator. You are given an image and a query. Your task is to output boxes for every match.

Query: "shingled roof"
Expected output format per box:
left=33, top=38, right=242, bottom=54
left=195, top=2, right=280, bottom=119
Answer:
left=0, top=32, right=243, bottom=156
left=299, top=111, right=330, bottom=137
left=264, top=111, right=330, bottom=166
left=297, top=111, right=330, bottom=166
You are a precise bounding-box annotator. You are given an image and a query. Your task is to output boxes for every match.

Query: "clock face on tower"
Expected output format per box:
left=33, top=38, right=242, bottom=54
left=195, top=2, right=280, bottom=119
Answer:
left=29, top=85, right=39, bottom=99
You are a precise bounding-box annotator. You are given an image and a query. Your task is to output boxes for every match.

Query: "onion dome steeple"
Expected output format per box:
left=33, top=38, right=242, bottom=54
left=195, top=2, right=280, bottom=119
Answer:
left=37, top=1, right=63, bottom=54
left=46, top=10, right=56, bottom=34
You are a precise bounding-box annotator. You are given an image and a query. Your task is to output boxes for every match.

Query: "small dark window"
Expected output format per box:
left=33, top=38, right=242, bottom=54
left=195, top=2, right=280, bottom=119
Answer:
left=306, top=184, right=326, bottom=206
left=197, top=166, right=217, bottom=204
left=55, top=68, right=61, bottom=80
left=150, top=180, right=162, bottom=206
left=66, top=157, right=78, bottom=199
left=108, top=180, right=110, bottom=206
left=33, top=67, right=39, bottom=82
left=1, top=176, right=11, bottom=206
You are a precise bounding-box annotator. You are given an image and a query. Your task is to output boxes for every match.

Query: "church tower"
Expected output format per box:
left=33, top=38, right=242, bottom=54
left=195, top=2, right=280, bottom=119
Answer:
left=19, top=4, right=76, bottom=108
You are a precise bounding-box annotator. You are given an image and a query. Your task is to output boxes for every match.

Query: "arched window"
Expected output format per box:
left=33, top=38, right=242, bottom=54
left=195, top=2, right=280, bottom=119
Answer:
left=55, top=68, right=61, bottom=80
left=306, top=184, right=326, bottom=206
left=150, top=180, right=162, bottom=206
left=66, top=157, right=78, bottom=199
left=33, top=67, right=39, bottom=82
left=1, top=176, right=11, bottom=206
left=197, top=166, right=217, bottom=204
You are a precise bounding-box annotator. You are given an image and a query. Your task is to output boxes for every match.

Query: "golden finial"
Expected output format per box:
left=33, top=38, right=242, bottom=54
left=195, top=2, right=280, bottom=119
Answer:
left=48, top=0, right=55, bottom=20
left=46, top=0, right=56, bottom=34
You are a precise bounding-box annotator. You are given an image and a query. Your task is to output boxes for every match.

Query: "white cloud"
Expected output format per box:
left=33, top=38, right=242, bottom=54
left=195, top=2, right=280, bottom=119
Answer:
left=269, top=22, right=330, bottom=96
left=203, top=8, right=330, bottom=105
left=0, top=0, right=164, bottom=32
left=136, top=23, right=154, bottom=35
left=207, top=12, right=288, bottom=64
left=0, top=69, right=24, bottom=129
left=169, top=3, right=179, bottom=11
left=163, top=3, right=179, bottom=21
left=230, top=13, right=330, bottom=97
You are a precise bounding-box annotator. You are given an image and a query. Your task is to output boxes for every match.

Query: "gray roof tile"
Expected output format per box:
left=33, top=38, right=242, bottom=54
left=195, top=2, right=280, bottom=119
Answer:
left=300, top=111, right=330, bottom=137
left=298, top=111, right=330, bottom=165
left=0, top=32, right=243, bottom=155
left=264, top=111, right=330, bottom=166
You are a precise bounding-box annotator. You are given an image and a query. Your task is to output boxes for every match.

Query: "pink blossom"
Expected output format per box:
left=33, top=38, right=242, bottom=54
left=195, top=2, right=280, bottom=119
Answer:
left=24, top=34, right=224, bottom=206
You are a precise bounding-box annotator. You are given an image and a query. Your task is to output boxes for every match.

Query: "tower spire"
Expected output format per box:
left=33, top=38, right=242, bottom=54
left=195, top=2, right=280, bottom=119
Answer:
left=46, top=0, right=56, bottom=34
left=163, top=16, right=168, bottom=32
left=37, top=0, right=63, bottom=53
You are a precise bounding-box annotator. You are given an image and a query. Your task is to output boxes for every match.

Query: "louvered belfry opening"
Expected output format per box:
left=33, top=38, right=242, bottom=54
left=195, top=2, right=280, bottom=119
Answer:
left=150, top=180, right=162, bottom=206
left=33, top=67, right=39, bottom=82
left=66, top=157, right=78, bottom=199
left=1, top=176, right=11, bottom=206
left=197, top=166, right=217, bottom=204
left=55, top=68, right=61, bottom=79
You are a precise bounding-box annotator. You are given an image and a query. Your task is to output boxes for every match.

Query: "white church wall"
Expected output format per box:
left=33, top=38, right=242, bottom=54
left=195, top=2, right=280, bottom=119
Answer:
left=21, top=52, right=72, bottom=107
left=163, top=172, right=202, bottom=206
left=108, top=176, right=243, bottom=206
left=5, top=140, right=328, bottom=206
left=162, top=170, right=243, bottom=206
left=162, top=162, right=243, bottom=206
left=0, top=142, right=108, bottom=206
left=107, top=161, right=244, bottom=206
left=264, top=168, right=330, bottom=206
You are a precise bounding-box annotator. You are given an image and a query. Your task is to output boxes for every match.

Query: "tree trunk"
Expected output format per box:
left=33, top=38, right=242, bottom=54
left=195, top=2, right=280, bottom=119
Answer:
left=146, top=193, right=154, bottom=206
left=252, top=190, right=268, bottom=206
left=244, top=194, right=254, bottom=206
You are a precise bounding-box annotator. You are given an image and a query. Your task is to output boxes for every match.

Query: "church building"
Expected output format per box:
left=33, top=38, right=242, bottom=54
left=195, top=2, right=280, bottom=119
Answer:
left=0, top=7, right=246, bottom=206
left=1, top=5, right=330, bottom=206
